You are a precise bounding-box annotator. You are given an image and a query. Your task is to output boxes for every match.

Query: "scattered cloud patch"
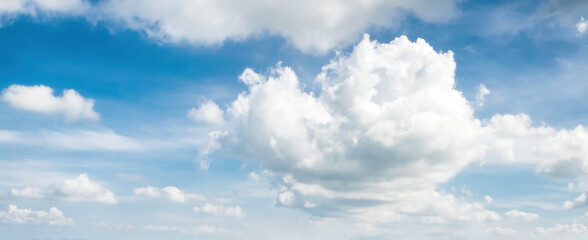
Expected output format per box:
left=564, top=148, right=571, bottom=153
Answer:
left=493, top=226, right=517, bottom=235
left=195, top=130, right=227, bottom=170
left=9, top=185, right=43, bottom=198
left=0, top=204, right=73, bottom=226
left=475, top=84, right=490, bottom=108
left=563, top=192, right=587, bottom=209
left=193, top=203, right=245, bottom=217
left=577, top=17, right=587, bottom=35
left=536, top=222, right=587, bottom=235
left=133, top=186, right=204, bottom=202
left=505, top=209, right=540, bottom=220
left=10, top=173, right=117, bottom=204
left=248, top=172, right=261, bottom=181
left=143, top=224, right=229, bottom=234
left=0, top=0, right=89, bottom=28
left=94, top=221, right=136, bottom=229
left=485, top=195, right=493, bottom=204
left=187, top=100, right=224, bottom=124
left=1, top=84, right=99, bottom=121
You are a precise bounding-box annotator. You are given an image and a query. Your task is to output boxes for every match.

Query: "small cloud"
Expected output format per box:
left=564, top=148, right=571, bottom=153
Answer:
left=10, top=174, right=117, bottom=204
left=248, top=172, right=261, bottom=181
left=304, top=201, right=317, bottom=208
left=475, top=84, right=491, bottom=108
left=485, top=195, right=493, bottom=204
left=0, top=204, right=73, bottom=226
left=9, top=186, right=43, bottom=199
left=187, top=100, right=224, bottom=124
left=1, top=84, right=99, bottom=121
left=504, top=209, right=540, bottom=220
left=577, top=17, right=587, bottom=35
left=133, top=186, right=204, bottom=202
left=193, top=203, right=245, bottom=217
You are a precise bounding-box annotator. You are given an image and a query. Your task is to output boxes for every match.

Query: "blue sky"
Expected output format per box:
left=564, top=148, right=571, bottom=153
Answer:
left=1, top=0, right=588, bottom=239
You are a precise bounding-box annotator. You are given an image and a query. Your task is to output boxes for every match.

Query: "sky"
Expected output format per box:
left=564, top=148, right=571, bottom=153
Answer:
left=1, top=0, right=588, bottom=239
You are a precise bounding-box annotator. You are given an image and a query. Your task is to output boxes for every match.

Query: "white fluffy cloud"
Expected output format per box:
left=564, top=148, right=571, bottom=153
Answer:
left=201, top=34, right=588, bottom=223
left=1, top=84, right=99, bottom=121
left=187, top=100, right=224, bottom=124
left=96, top=0, right=460, bottom=53
left=0, top=204, right=73, bottom=226
left=504, top=209, right=540, bottom=220
left=9, top=185, right=43, bottom=198
left=10, top=173, right=117, bottom=204
left=1, top=0, right=463, bottom=52
left=213, top=35, right=501, bottom=221
left=133, top=186, right=204, bottom=202
left=193, top=203, right=245, bottom=217
left=577, top=17, right=587, bottom=35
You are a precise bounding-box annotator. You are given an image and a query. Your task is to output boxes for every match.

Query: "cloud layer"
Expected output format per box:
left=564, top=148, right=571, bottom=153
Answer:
left=96, top=0, right=461, bottom=52
left=0, top=0, right=462, bottom=53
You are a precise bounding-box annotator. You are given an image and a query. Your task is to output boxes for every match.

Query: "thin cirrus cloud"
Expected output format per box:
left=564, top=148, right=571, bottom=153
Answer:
left=196, top=34, right=588, bottom=223
left=0, top=129, right=144, bottom=151
left=1, top=84, right=99, bottom=121
left=133, top=186, right=205, bottom=202
left=10, top=173, right=117, bottom=204
left=0, top=204, right=74, bottom=226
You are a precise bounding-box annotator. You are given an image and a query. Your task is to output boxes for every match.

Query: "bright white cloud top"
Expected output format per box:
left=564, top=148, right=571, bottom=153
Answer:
left=1, top=84, right=99, bottom=121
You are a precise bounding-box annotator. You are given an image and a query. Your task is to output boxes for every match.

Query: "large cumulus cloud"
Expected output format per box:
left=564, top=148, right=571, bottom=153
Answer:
left=213, top=35, right=496, bottom=221
left=200, top=35, right=588, bottom=222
